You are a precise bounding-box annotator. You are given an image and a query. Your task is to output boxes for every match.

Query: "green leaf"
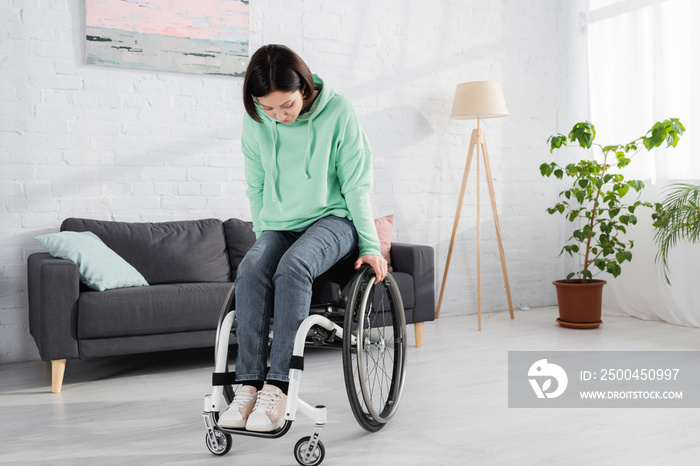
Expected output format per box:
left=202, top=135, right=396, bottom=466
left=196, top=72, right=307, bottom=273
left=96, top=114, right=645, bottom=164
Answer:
left=667, top=118, right=686, bottom=147
left=568, top=122, right=596, bottom=149
left=644, top=122, right=667, bottom=149
left=643, top=136, right=655, bottom=150
left=607, top=263, right=622, bottom=277
left=617, top=157, right=631, bottom=168
left=562, top=244, right=580, bottom=256
left=629, top=180, right=645, bottom=192
left=547, top=134, right=568, bottom=153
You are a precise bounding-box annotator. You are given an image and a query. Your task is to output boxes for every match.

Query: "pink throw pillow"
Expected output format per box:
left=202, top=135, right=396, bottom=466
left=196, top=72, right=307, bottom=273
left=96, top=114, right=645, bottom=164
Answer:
left=374, top=215, right=394, bottom=272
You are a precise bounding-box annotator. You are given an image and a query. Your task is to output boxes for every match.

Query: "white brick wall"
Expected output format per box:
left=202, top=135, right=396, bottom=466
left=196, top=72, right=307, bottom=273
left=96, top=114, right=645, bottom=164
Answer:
left=0, top=0, right=588, bottom=363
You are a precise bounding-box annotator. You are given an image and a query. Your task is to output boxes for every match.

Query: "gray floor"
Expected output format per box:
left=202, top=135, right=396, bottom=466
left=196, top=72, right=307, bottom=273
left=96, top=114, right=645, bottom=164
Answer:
left=2, top=308, right=700, bottom=466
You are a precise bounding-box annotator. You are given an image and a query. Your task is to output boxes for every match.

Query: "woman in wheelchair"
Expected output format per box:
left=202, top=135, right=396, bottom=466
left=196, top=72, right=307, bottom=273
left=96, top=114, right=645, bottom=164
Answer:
left=218, top=44, right=387, bottom=433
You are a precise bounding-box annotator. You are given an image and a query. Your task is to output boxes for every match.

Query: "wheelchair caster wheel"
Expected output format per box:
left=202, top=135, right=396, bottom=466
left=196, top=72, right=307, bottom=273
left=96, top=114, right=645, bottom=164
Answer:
left=294, top=436, right=325, bottom=466
left=205, top=430, right=232, bottom=456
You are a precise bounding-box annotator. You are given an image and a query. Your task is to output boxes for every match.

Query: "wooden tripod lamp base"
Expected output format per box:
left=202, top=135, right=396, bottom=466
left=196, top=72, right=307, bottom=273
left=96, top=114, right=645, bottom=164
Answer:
left=437, top=80, right=514, bottom=329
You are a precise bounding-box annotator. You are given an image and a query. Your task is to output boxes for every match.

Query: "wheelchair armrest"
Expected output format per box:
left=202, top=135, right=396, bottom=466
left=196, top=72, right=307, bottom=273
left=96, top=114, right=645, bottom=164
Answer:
left=27, top=252, right=81, bottom=361
left=390, top=243, right=436, bottom=323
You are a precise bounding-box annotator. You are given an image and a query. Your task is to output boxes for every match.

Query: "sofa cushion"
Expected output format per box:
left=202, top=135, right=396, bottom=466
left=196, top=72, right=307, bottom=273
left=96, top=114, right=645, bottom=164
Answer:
left=223, top=218, right=257, bottom=279
left=77, top=282, right=232, bottom=339
left=61, top=218, right=231, bottom=285
left=374, top=214, right=394, bottom=271
left=34, top=231, right=149, bottom=291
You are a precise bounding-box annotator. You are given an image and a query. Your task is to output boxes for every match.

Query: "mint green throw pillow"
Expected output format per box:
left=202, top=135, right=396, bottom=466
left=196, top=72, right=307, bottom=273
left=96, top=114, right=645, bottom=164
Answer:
left=35, top=231, right=149, bottom=291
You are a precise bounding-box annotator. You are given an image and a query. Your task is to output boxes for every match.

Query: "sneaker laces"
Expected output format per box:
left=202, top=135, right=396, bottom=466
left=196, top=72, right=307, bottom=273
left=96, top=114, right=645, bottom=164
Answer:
left=254, top=389, right=283, bottom=413
left=230, top=389, right=256, bottom=409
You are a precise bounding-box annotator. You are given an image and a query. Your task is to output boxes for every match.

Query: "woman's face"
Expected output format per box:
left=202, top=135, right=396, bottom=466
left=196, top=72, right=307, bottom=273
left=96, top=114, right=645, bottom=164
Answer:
left=257, top=90, right=304, bottom=124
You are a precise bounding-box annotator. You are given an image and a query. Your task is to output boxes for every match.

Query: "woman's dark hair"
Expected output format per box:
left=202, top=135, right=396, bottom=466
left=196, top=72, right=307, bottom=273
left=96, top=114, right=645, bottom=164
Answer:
left=243, top=44, right=315, bottom=122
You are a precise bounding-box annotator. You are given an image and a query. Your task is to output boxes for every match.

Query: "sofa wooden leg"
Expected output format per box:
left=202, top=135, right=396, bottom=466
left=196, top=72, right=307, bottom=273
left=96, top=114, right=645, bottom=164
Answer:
left=414, top=322, right=424, bottom=348
left=52, top=359, right=66, bottom=393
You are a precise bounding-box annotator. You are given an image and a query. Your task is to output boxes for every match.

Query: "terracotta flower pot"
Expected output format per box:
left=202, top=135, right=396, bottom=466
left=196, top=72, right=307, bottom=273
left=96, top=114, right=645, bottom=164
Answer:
left=552, top=279, right=606, bottom=329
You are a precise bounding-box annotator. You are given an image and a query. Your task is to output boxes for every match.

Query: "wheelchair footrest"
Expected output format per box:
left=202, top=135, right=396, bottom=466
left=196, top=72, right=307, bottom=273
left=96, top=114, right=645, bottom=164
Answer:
left=218, top=420, right=293, bottom=439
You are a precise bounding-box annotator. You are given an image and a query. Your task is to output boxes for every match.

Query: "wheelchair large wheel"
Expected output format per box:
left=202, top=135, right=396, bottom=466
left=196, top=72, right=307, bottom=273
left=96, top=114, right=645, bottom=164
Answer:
left=342, top=268, right=406, bottom=432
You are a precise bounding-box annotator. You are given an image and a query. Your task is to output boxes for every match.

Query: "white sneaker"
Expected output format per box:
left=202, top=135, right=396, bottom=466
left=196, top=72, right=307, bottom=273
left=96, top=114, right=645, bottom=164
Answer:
left=218, top=385, right=257, bottom=429
left=245, top=384, right=287, bottom=432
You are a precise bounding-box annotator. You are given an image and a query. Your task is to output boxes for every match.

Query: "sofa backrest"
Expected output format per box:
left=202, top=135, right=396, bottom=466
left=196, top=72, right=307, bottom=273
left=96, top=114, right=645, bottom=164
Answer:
left=61, top=218, right=231, bottom=285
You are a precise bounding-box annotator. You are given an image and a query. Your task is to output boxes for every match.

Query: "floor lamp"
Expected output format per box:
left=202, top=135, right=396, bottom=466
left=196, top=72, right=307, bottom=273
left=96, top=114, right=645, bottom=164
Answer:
left=436, top=81, right=514, bottom=330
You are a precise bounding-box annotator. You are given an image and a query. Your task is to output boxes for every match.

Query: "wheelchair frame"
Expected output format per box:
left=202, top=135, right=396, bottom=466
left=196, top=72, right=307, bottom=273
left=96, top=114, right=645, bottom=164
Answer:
left=202, top=267, right=406, bottom=466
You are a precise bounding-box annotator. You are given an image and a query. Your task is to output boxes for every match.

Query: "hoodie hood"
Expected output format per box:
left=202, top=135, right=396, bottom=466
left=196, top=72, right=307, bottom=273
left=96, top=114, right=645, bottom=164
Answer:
left=257, top=75, right=336, bottom=202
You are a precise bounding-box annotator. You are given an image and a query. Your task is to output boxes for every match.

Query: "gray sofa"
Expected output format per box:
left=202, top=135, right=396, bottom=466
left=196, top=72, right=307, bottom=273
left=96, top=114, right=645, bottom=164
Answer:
left=27, top=217, right=435, bottom=393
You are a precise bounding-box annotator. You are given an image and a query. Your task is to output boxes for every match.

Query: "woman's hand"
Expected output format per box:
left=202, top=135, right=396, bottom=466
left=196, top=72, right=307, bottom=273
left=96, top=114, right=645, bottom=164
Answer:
left=354, top=254, right=388, bottom=284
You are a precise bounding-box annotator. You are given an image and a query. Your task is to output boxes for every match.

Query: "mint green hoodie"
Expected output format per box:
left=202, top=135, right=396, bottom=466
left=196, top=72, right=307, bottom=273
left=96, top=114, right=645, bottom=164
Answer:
left=241, top=75, right=381, bottom=256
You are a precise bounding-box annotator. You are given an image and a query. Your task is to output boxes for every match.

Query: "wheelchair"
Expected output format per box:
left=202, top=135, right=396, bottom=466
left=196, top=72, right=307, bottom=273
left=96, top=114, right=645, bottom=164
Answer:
left=202, top=264, right=407, bottom=466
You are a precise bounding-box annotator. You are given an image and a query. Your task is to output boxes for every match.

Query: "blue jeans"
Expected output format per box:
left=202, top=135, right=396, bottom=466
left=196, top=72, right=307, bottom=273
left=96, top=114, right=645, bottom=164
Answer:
left=234, top=215, right=358, bottom=383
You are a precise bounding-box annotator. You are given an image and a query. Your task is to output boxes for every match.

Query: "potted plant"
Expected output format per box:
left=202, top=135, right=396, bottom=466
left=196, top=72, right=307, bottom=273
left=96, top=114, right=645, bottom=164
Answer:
left=652, top=182, right=700, bottom=284
left=540, top=118, right=685, bottom=328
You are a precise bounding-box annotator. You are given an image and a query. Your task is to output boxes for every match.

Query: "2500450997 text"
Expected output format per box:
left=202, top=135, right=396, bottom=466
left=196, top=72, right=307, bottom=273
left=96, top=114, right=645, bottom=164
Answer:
left=594, top=368, right=680, bottom=381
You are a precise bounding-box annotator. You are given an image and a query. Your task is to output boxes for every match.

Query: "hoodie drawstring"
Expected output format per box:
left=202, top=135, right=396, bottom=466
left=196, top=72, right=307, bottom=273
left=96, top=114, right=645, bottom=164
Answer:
left=269, top=122, right=280, bottom=202
left=304, top=119, right=313, bottom=179
left=269, top=117, right=314, bottom=202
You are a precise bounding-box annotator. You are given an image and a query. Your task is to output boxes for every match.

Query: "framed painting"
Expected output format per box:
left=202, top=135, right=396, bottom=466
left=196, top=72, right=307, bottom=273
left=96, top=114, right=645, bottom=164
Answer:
left=86, top=0, right=249, bottom=76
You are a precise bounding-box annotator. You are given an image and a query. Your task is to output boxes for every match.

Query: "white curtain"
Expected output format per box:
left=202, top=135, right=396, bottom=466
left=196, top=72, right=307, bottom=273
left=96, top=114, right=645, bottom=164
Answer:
left=586, top=0, right=700, bottom=326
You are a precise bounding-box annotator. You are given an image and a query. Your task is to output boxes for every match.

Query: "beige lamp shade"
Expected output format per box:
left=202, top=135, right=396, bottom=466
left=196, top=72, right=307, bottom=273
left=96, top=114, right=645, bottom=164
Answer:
left=450, top=81, right=508, bottom=120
